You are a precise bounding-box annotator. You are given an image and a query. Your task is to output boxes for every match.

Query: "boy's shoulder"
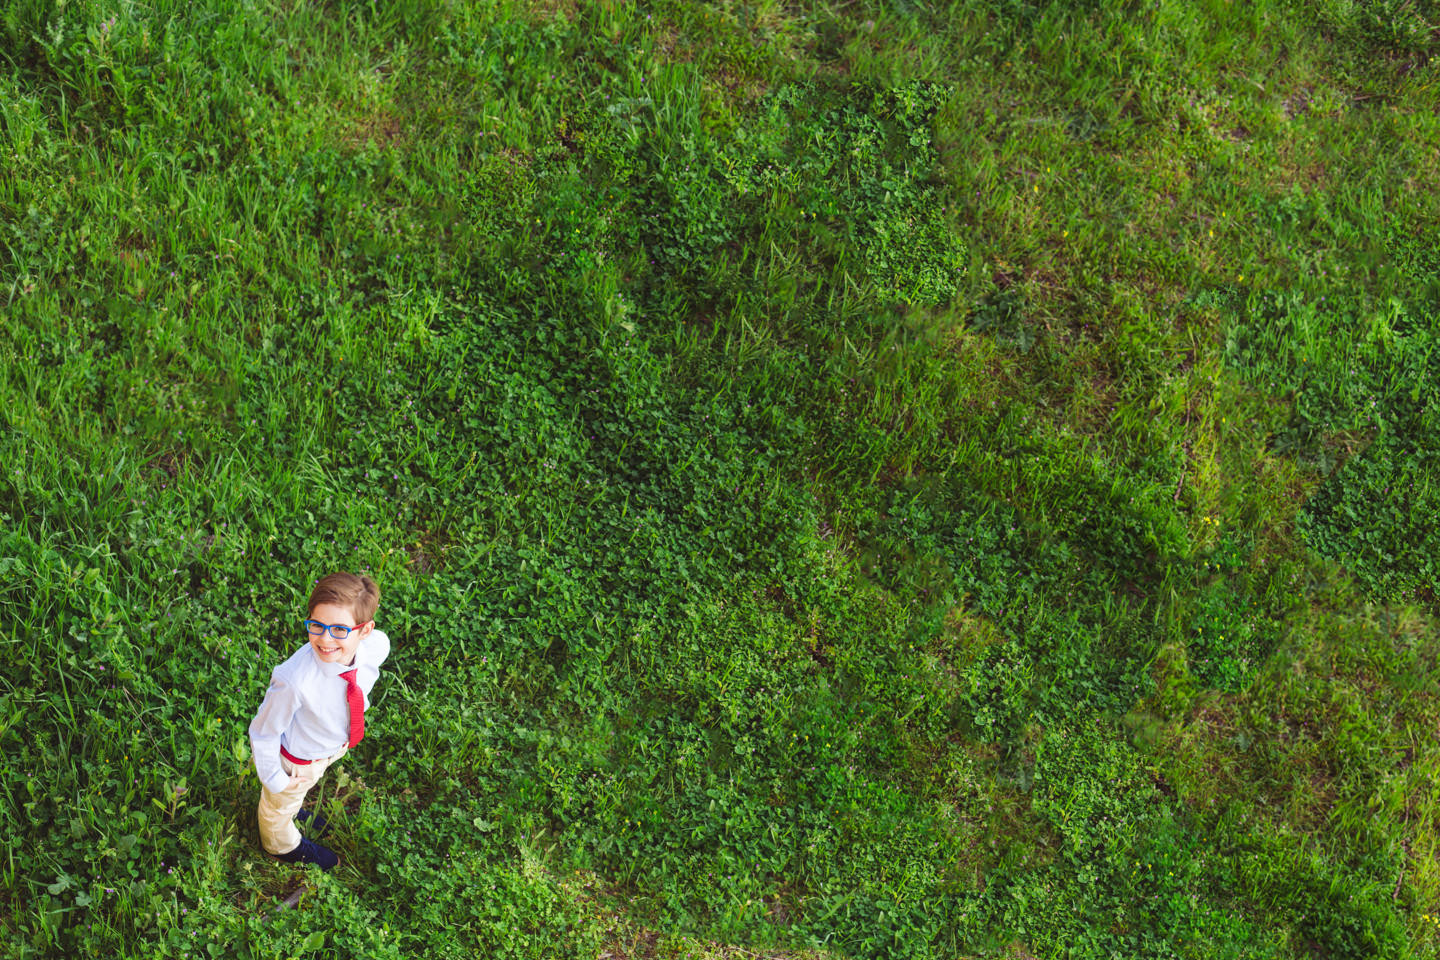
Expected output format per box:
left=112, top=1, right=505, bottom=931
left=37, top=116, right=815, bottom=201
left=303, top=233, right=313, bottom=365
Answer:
left=273, top=643, right=323, bottom=682
left=368, top=628, right=391, bottom=666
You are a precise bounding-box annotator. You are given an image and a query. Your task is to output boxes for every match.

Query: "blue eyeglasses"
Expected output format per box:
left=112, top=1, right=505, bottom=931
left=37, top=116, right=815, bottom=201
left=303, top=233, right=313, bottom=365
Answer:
left=302, top=619, right=370, bottom=639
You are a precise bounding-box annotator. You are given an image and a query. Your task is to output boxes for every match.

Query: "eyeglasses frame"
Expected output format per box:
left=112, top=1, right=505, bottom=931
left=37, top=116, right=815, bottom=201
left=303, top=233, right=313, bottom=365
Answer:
left=301, top=618, right=373, bottom=639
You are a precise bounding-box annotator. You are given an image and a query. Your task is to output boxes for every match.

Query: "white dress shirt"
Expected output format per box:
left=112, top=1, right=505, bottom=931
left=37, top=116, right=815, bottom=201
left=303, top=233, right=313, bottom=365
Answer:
left=249, top=629, right=391, bottom=794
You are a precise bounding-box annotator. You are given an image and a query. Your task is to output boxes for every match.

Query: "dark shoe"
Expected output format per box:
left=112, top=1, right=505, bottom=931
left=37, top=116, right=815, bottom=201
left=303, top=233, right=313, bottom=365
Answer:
left=297, top=808, right=329, bottom=838
left=273, top=837, right=339, bottom=871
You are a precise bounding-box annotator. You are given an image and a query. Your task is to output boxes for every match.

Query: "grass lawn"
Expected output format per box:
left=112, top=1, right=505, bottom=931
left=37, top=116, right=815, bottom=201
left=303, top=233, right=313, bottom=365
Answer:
left=3, top=0, right=1439, bottom=957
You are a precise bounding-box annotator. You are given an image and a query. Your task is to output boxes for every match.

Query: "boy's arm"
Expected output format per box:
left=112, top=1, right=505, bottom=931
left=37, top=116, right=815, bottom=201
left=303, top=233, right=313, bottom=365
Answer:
left=248, top=670, right=301, bottom=794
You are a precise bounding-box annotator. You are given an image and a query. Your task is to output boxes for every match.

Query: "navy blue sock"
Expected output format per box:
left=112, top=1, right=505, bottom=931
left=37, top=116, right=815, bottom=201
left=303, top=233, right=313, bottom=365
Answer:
left=296, top=808, right=329, bottom=837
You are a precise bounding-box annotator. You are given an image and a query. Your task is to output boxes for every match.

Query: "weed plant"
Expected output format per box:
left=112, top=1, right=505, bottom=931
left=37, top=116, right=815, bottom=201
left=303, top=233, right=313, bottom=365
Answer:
left=2, top=0, right=1438, bottom=957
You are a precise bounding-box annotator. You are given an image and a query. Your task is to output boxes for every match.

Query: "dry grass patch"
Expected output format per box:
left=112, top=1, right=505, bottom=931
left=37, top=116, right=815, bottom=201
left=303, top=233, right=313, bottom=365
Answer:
left=517, top=0, right=581, bottom=23
left=341, top=110, right=403, bottom=152
left=602, top=931, right=838, bottom=959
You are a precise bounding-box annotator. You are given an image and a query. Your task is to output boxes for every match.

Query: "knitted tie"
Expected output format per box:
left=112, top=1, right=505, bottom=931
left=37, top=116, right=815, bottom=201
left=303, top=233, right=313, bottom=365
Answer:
left=340, top=669, right=365, bottom=748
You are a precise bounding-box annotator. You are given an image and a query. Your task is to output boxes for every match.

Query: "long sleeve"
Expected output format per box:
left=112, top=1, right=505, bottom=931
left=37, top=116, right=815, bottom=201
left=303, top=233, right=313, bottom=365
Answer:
left=249, top=670, right=302, bottom=794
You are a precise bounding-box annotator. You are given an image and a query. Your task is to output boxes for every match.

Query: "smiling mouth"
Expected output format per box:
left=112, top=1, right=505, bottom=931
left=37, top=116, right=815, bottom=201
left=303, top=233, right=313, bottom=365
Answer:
left=317, top=646, right=340, bottom=655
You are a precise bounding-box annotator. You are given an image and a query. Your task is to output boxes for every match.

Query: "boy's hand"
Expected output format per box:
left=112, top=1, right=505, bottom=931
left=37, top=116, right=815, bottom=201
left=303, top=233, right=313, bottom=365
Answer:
left=285, top=774, right=306, bottom=791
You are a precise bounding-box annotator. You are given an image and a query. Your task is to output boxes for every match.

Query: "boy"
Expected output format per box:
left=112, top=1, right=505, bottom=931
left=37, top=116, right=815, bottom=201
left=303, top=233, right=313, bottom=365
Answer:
left=249, top=572, right=390, bottom=870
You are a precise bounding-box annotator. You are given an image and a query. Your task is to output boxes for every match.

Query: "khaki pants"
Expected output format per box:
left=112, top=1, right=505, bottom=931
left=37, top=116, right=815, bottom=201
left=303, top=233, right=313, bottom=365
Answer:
left=256, top=746, right=347, bottom=855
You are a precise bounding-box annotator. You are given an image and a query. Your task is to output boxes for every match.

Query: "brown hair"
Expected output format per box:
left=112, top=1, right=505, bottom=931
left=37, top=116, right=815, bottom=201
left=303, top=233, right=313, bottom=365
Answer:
left=308, top=572, right=380, bottom=623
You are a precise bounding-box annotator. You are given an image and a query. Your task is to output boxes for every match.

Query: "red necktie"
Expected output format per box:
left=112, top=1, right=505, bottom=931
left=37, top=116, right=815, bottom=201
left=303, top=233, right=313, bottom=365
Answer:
left=340, top=669, right=365, bottom=747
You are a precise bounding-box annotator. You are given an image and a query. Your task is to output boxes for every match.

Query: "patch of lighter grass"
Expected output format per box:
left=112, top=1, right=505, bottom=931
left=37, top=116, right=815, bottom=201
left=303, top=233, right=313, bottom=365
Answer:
left=651, top=934, right=839, bottom=960
left=1155, top=585, right=1440, bottom=889
left=576, top=869, right=839, bottom=960
left=514, top=0, right=581, bottom=23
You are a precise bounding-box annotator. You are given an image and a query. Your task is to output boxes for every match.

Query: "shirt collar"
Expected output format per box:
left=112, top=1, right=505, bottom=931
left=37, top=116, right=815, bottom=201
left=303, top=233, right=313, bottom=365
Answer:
left=307, top=644, right=359, bottom=676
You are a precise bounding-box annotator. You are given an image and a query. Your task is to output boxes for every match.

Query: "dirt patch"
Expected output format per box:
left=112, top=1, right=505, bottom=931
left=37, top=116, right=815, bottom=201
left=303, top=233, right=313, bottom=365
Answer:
left=1283, top=86, right=1312, bottom=120
left=1057, top=353, right=1118, bottom=438
left=653, top=19, right=688, bottom=63
left=1272, top=137, right=1329, bottom=193
left=580, top=872, right=834, bottom=960
left=708, top=69, right=770, bottom=107
left=341, top=111, right=403, bottom=152
left=520, top=0, right=580, bottom=21
left=148, top=447, right=191, bottom=479
left=601, top=931, right=835, bottom=959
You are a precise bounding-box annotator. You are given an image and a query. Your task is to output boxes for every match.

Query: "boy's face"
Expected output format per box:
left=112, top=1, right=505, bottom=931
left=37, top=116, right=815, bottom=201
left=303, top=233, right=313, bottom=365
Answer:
left=307, top=600, right=373, bottom=666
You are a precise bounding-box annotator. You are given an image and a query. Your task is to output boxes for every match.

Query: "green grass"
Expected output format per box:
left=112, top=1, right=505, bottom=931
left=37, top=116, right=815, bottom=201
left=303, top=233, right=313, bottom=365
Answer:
left=3, top=0, right=1439, bottom=957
